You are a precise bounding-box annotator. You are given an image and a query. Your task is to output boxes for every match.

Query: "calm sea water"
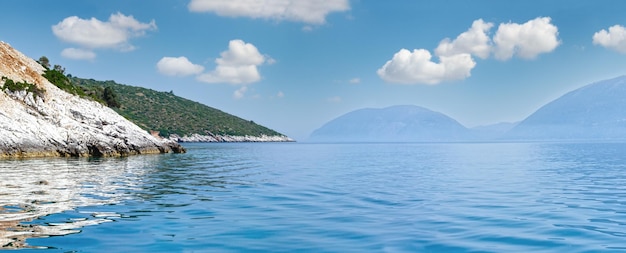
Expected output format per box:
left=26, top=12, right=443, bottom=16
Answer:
left=2, top=142, right=626, bottom=252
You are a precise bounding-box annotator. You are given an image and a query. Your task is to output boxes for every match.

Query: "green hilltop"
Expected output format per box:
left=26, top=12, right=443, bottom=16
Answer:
left=70, top=77, right=285, bottom=138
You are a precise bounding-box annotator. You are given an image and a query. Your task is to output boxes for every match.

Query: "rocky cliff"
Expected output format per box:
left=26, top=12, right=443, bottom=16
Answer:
left=0, top=41, right=184, bottom=157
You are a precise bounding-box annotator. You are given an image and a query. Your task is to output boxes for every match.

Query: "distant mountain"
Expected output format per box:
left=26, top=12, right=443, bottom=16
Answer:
left=71, top=78, right=293, bottom=142
left=309, top=105, right=470, bottom=142
left=505, top=75, right=626, bottom=140
left=313, top=76, right=626, bottom=142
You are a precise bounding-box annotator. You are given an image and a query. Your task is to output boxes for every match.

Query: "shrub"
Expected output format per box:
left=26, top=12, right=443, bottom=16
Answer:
left=1, top=76, right=46, bottom=99
left=43, top=69, right=83, bottom=95
left=42, top=68, right=119, bottom=107
left=103, top=86, right=121, bottom=108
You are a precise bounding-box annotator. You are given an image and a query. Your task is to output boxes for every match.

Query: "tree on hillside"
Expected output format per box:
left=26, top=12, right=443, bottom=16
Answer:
left=37, top=56, right=50, bottom=69
left=53, top=64, right=65, bottom=75
left=103, top=86, right=121, bottom=108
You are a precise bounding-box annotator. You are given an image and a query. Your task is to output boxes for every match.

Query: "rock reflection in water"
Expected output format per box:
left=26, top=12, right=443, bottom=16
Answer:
left=0, top=155, right=162, bottom=248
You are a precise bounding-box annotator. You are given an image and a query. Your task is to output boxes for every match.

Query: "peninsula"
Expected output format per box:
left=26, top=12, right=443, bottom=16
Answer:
left=0, top=41, right=185, bottom=157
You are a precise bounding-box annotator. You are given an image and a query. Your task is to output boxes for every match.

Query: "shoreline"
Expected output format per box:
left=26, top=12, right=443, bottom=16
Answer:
left=169, top=134, right=295, bottom=143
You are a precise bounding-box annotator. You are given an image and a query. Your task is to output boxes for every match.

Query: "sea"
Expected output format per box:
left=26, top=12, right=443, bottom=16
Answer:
left=1, top=142, right=626, bottom=252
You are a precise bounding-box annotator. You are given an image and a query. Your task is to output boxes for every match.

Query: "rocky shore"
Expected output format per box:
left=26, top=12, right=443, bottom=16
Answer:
left=0, top=41, right=185, bottom=157
left=169, top=133, right=294, bottom=142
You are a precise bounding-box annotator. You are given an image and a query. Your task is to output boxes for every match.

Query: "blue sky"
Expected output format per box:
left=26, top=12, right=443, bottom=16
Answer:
left=2, top=0, right=626, bottom=140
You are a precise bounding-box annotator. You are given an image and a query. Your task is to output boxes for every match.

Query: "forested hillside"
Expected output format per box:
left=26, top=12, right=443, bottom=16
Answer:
left=71, top=77, right=285, bottom=138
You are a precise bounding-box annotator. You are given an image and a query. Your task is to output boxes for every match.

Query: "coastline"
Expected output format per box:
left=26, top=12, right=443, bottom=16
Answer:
left=169, top=133, right=295, bottom=143
left=0, top=41, right=185, bottom=158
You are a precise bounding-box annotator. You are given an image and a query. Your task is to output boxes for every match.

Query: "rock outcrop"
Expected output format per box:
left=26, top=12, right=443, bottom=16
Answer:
left=0, top=41, right=185, bottom=157
left=169, top=133, right=294, bottom=142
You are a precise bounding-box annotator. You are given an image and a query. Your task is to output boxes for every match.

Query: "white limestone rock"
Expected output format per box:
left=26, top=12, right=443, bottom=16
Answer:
left=169, top=133, right=294, bottom=142
left=0, top=41, right=184, bottom=157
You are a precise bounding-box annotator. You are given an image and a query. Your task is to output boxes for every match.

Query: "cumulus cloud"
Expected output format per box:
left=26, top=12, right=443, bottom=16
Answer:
left=157, top=56, right=205, bottom=76
left=377, top=49, right=476, bottom=85
left=52, top=12, right=156, bottom=60
left=492, top=17, right=560, bottom=60
left=53, top=12, right=156, bottom=50
left=188, top=0, right=350, bottom=24
left=61, top=48, right=96, bottom=60
left=157, top=40, right=271, bottom=100
left=196, top=39, right=267, bottom=84
left=593, top=25, right=626, bottom=53
left=435, top=19, right=493, bottom=59
left=379, top=17, right=560, bottom=85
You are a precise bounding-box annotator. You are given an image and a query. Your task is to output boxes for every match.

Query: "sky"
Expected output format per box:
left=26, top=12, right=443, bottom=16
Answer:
left=2, top=0, right=626, bottom=140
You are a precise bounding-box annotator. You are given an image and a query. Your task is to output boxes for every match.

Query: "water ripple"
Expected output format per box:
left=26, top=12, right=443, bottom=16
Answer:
left=3, top=142, right=626, bottom=252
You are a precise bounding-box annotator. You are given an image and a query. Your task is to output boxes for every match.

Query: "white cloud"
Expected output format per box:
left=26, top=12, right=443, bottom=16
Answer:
left=492, top=17, right=560, bottom=60
left=52, top=12, right=156, bottom=51
left=196, top=39, right=267, bottom=84
left=60, top=48, right=96, bottom=60
left=377, top=49, right=476, bottom=85
left=266, top=56, right=277, bottom=65
left=157, top=56, right=205, bottom=76
left=349, top=78, right=361, bottom=84
left=277, top=91, right=285, bottom=98
left=188, top=0, right=350, bottom=24
left=593, top=25, right=626, bottom=53
left=379, top=17, right=561, bottom=85
left=435, top=19, right=493, bottom=59
left=233, top=86, right=248, bottom=99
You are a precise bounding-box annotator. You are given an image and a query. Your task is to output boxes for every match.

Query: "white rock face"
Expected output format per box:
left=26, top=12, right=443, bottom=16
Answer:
left=169, top=133, right=294, bottom=142
left=0, top=41, right=184, bottom=157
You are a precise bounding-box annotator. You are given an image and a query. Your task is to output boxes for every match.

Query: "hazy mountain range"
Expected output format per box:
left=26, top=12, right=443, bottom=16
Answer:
left=505, top=75, right=626, bottom=140
left=310, top=75, right=626, bottom=142
left=309, top=105, right=470, bottom=142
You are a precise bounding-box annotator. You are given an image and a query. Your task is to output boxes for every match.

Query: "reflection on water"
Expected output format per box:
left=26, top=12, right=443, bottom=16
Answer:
left=2, top=143, right=626, bottom=252
left=0, top=155, right=162, bottom=248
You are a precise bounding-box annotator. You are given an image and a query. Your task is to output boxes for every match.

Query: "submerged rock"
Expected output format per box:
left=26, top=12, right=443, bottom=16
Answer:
left=0, top=41, right=184, bottom=157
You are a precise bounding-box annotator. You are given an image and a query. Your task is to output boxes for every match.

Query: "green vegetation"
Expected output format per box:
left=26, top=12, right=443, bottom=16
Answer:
left=71, top=77, right=284, bottom=137
left=32, top=56, right=282, bottom=138
left=42, top=68, right=87, bottom=97
left=1, top=76, right=45, bottom=99
left=38, top=56, right=85, bottom=96
left=37, top=56, right=119, bottom=107
left=102, top=86, right=121, bottom=108
left=37, top=56, right=50, bottom=69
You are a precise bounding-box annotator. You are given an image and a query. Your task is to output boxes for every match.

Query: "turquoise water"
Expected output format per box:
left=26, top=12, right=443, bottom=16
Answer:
left=2, top=142, right=626, bottom=252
